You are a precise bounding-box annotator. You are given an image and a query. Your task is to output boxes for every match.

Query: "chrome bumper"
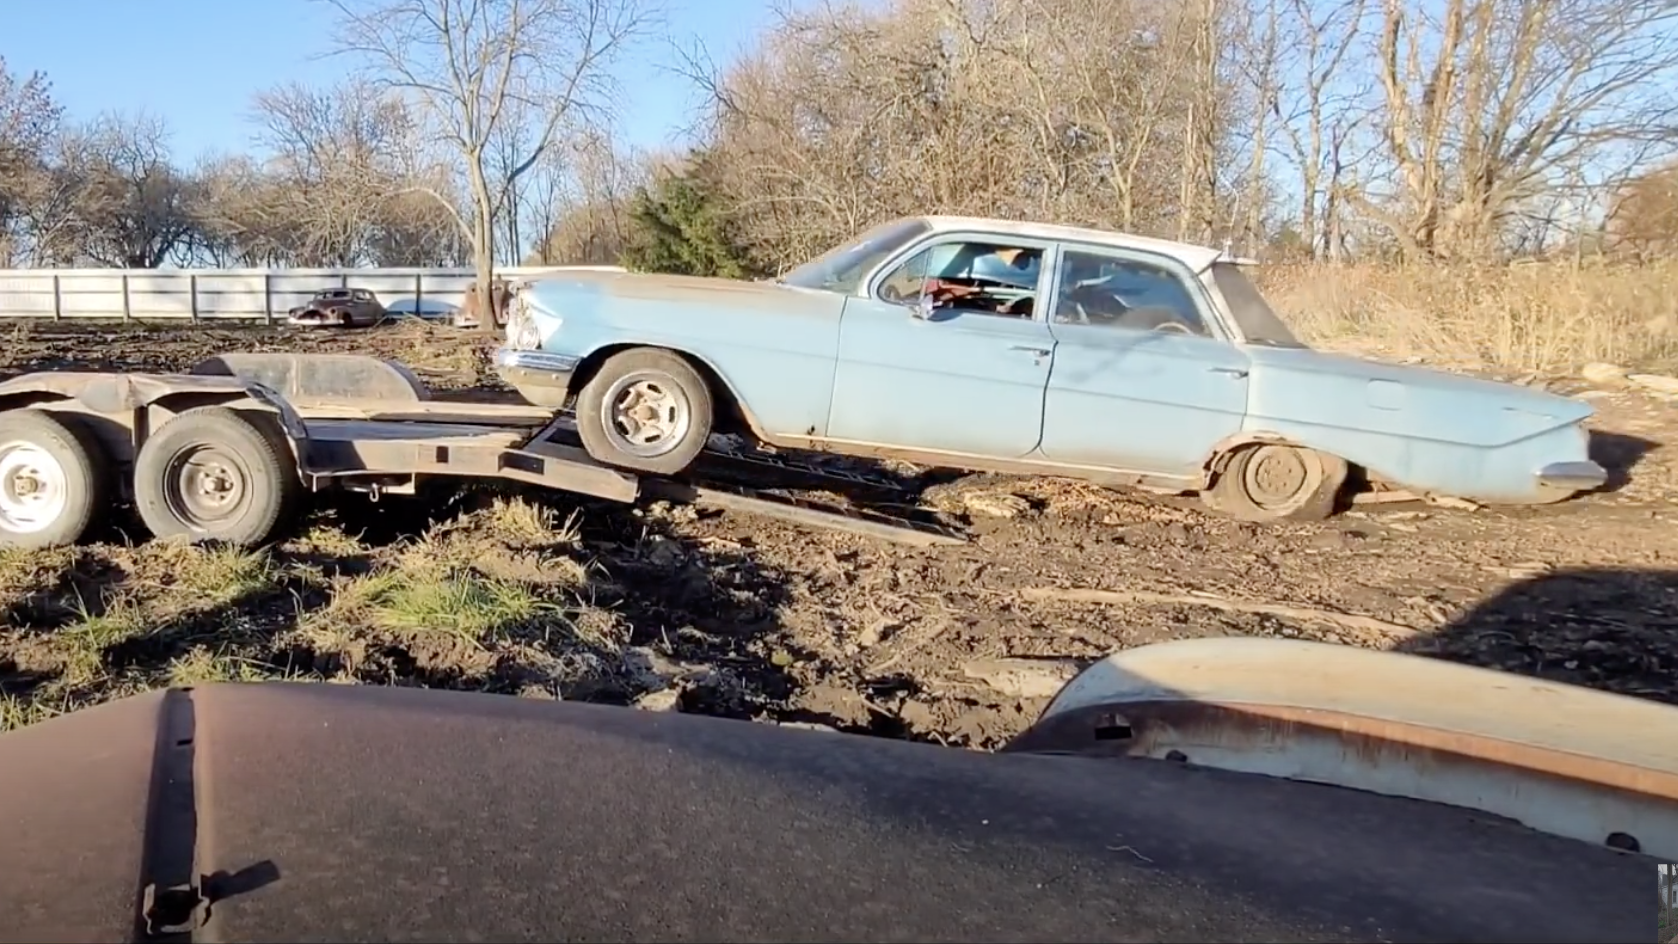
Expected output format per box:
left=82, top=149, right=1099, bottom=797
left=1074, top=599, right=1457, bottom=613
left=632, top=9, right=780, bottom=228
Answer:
left=493, top=348, right=581, bottom=390
left=1536, top=460, right=1608, bottom=492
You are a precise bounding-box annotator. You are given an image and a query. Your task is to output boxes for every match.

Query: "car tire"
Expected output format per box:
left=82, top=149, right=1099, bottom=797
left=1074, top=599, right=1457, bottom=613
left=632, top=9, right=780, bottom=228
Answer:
left=0, top=409, right=110, bottom=549
left=1203, top=443, right=1347, bottom=523
left=575, top=348, right=714, bottom=477
left=134, top=406, right=304, bottom=546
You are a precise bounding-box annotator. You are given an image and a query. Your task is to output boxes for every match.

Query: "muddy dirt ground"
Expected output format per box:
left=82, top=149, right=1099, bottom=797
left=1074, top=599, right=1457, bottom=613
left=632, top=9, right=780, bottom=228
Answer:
left=0, top=318, right=1674, bottom=746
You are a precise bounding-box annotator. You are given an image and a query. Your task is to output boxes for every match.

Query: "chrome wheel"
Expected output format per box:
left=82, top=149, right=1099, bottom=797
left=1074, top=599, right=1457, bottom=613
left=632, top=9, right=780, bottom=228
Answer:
left=0, top=441, right=68, bottom=534
left=599, top=371, right=693, bottom=459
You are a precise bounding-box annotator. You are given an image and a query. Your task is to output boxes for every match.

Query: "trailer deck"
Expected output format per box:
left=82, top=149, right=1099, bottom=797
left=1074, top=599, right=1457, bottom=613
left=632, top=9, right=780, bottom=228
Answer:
left=0, top=352, right=965, bottom=550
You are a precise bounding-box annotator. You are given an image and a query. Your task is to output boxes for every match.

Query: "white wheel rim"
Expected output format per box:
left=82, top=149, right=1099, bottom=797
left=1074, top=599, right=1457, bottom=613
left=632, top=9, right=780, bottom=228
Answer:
left=0, top=440, right=68, bottom=533
left=600, top=371, right=693, bottom=459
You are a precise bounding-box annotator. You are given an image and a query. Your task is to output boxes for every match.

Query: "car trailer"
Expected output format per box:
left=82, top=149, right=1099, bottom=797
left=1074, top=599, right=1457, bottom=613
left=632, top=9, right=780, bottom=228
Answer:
left=0, top=352, right=967, bottom=551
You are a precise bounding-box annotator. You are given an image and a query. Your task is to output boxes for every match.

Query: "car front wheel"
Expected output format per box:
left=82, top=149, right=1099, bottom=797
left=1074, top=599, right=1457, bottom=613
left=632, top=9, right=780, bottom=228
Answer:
left=1202, top=443, right=1348, bottom=523
left=575, top=348, right=714, bottom=477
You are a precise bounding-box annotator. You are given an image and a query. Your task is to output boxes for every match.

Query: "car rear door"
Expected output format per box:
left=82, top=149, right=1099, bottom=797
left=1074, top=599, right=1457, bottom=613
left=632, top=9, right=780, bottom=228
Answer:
left=1039, top=243, right=1250, bottom=477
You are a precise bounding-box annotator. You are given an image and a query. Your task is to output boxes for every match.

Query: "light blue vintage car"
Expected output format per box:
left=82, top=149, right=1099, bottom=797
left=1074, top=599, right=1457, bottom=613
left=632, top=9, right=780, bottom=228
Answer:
left=494, top=215, right=1607, bottom=521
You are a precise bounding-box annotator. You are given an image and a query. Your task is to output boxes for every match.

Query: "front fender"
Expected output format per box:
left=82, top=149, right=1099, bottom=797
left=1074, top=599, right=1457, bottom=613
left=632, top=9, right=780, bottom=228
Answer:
left=529, top=280, right=844, bottom=439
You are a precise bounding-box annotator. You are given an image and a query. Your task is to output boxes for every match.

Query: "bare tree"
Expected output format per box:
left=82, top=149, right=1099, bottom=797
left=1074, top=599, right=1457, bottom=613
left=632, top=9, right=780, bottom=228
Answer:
left=527, top=127, right=645, bottom=264
left=322, top=0, right=656, bottom=330
left=1605, top=158, right=1678, bottom=261
left=1264, top=0, right=1370, bottom=259
left=57, top=112, right=195, bottom=267
left=1359, top=0, right=1678, bottom=260
left=0, top=58, right=64, bottom=265
left=248, top=78, right=461, bottom=266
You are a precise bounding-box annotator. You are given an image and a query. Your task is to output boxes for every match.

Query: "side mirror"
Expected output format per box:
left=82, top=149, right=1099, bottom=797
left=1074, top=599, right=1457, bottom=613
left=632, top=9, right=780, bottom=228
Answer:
left=912, top=292, right=935, bottom=321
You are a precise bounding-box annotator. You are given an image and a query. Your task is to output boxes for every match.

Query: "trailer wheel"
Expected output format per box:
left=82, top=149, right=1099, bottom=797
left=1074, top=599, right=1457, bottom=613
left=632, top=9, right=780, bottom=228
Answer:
left=134, top=406, right=302, bottom=546
left=0, top=409, right=108, bottom=549
left=575, top=348, right=714, bottom=476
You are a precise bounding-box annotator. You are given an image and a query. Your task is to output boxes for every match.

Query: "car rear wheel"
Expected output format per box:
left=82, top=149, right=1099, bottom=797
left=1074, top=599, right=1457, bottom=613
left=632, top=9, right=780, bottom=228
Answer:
left=575, top=348, right=714, bottom=477
left=1203, top=443, right=1347, bottom=523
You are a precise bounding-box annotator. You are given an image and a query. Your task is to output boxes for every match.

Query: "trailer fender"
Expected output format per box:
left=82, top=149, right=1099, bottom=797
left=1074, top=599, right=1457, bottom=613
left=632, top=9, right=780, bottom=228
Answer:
left=0, top=371, right=313, bottom=482
left=191, top=353, right=431, bottom=407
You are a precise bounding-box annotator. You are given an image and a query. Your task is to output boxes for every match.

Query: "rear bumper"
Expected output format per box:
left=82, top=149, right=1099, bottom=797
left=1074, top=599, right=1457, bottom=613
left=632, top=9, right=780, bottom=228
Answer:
left=494, top=348, right=580, bottom=396
left=1536, top=460, right=1608, bottom=493
left=287, top=310, right=348, bottom=327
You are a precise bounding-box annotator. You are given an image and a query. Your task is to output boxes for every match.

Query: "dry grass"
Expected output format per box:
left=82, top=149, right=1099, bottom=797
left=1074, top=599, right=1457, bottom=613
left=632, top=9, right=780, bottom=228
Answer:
left=0, top=494, right=631, bottom=732
left=1259, top=260, right=1678, bottom=373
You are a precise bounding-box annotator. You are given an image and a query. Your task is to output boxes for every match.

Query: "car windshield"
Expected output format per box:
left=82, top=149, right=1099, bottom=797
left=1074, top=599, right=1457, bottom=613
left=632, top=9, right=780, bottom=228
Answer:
left=779, top=217, right=933, bottom=294
left=1208, top=262, right=1305, bottom=348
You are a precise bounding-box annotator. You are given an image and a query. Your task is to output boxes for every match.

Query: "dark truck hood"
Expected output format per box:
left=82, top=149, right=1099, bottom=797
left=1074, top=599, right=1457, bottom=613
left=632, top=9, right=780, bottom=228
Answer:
left=0, top=682, right=1649, bottom=943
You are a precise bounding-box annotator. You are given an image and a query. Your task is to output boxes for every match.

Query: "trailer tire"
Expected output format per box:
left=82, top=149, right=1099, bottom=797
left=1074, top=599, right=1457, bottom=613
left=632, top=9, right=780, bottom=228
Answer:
left=575, top=348, right=713, bottom=476
left=0, top=409, right=109, bottom=550
left=134, top=406, right=303, bottom=547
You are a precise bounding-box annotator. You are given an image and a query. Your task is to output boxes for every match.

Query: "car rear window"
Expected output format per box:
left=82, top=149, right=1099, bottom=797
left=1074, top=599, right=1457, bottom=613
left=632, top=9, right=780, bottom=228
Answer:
left=1208, top=262, right=1305, bottom=348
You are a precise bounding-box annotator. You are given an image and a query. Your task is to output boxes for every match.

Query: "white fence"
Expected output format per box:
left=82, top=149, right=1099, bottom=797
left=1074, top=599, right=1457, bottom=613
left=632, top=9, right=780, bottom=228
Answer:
left=0, top=266, right=579, bottom=322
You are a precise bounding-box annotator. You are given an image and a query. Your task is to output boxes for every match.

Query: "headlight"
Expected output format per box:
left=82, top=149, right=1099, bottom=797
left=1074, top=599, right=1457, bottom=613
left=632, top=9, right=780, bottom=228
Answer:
left=504, top=293, right=543, bottom=349
left=513, top=316, right=541, bottom=350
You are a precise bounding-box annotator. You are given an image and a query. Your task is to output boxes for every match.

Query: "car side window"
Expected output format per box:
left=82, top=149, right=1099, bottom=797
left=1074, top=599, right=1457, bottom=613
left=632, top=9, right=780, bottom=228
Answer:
left=1052, top=249, right=1211, bottom=337
left=875, top=240, right=1044, bottom=320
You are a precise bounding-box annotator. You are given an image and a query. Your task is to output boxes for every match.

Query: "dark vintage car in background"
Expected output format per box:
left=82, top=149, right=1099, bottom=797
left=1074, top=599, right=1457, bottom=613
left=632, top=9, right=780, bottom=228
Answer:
left=286, top=287, right=387, bottom=328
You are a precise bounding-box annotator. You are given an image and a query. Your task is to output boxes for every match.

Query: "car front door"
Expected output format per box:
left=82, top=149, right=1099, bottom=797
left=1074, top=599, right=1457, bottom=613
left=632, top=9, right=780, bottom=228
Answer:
left=1039, top=244, right=1250, bottom=477
left=822, top=233, right=1057, bottom=459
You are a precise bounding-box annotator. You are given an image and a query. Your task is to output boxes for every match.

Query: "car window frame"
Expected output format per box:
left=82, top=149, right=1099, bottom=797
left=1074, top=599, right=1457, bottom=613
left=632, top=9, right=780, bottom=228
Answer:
left=863, top=230, right=1062, bottom=326
left=1044, top=240, right=1238, bottom=342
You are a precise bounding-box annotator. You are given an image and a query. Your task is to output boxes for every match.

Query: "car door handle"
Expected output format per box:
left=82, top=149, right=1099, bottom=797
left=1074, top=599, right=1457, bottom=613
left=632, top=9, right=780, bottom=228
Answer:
left=1010, top=345, right=1052, bottom=357
left=1208, top=367, right=1249, bottom=378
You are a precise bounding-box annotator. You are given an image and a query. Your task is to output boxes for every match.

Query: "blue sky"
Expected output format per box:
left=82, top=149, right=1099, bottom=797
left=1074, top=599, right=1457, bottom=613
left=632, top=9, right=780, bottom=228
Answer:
left=2, top=0, right=784, bottom=162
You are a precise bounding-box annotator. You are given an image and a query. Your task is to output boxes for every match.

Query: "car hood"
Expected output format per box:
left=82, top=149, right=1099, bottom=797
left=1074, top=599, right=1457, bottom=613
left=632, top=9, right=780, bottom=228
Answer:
left=523, top=268, right=836, bottom=317
left=1246, top=345, right=1595, bottom=426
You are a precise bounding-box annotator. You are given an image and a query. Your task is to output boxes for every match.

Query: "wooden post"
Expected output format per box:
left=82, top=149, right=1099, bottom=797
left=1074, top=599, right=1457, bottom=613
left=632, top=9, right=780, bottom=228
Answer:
left=121, top=272, right=131, bottom=322
left=51, top=273, right=62, bottom=321
left=189, top=273, right=199, bottom=322
left=263, top=272, right=273, bottom=325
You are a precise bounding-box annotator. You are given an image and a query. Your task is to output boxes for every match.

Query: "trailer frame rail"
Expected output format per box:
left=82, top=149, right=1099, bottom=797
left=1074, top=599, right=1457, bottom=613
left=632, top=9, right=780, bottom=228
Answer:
left=0, top=352, right=968, bottom=550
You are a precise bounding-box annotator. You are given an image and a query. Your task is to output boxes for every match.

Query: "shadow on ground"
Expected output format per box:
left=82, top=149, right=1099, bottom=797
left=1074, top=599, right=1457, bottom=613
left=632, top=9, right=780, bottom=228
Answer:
left=1588, top=430, right=1662, bottom=495
left=1397, top=566, right=1678, bottom=706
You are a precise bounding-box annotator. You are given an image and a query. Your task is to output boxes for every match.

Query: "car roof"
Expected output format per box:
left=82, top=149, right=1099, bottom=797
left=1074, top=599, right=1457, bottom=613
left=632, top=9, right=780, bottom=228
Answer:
left=919, top=215, right=1226, bottom=272
left=0, top=681, right=1650, bottom=942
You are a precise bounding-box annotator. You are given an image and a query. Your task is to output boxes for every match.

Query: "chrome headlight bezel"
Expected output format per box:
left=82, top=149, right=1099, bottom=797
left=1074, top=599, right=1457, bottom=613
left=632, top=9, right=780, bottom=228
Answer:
left=504, top=290, right=546, bottom=350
